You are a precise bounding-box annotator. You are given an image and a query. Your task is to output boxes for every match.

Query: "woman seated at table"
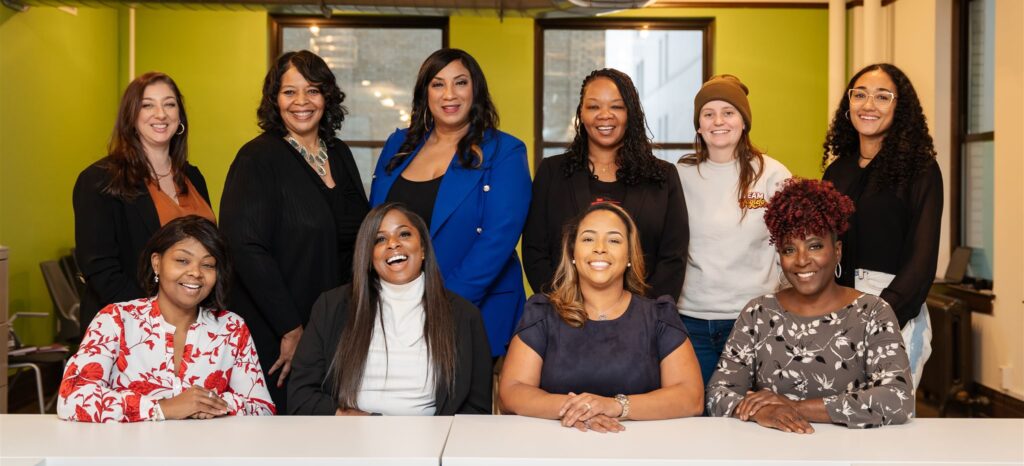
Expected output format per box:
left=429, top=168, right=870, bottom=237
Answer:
left=288, top=203, right=492, bottom=415
left=706, top=178, right=914, bottom=433
left=58, top=216, right=275, bottom=422
left=499, top=203, right=703, bottom=433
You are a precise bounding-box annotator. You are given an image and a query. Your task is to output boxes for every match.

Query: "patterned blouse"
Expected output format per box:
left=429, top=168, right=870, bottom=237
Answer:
left=57, top=298, right=275, bottom=422
left=706, top=294, right=913, bottom=428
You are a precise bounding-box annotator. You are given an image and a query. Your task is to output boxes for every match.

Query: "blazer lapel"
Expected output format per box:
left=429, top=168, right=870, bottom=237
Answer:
left=570, top=169, right=592, bottom=214
left=621, top=180, right=650, bottom=225
left=372, top=138, right=423, bottom=206
left=128, top=190, right=161, bottom=234
left=430, top=157, right=483, bottom=237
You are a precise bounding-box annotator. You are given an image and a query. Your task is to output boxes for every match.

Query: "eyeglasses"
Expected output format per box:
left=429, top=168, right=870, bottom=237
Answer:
left=847, top=89, right=896, bottom=108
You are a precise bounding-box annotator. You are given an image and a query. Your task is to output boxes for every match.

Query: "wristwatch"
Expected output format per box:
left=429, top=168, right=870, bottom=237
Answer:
left=614, top=394, right=630, bottom=419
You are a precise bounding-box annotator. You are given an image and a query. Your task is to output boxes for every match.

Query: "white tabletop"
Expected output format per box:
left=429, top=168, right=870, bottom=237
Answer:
left=0, top=414, right=453, bottom=466
left=442, top=415, right=1024, bottom=466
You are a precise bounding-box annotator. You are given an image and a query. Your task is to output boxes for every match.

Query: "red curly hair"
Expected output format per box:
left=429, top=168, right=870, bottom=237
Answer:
left=765, top=178, right=855, bottom=246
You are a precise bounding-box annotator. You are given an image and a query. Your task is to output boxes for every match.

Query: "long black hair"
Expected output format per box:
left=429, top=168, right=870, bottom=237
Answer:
left=138, top=215, right=231, bottom=310
left=257, top=50, right=348, bottom=147
left=330, top=203, right=457, bottom=409
left=822, top=63, right=936, bottom=192
left=563, top=68, right=665, bottom=186
left=385, top=48, right=499, bottom=173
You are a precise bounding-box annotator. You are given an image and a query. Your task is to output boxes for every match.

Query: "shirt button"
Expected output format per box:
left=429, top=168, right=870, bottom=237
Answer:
left=476, top=227, right=483, bottom=234
left=483, top=184, right=491, bottom=192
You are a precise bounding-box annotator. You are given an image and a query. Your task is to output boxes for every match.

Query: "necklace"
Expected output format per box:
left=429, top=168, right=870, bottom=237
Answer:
left=152, top=168, right=172, bottom=179
left=287, top=136, right=329, bottom=176
left=586, top=290, right=627, bottom=321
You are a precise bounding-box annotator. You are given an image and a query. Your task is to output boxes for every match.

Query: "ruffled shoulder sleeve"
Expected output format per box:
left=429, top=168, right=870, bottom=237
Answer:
left=651, top=295, right=688, bottom=360
left=514, top=294, right=554, bottom=359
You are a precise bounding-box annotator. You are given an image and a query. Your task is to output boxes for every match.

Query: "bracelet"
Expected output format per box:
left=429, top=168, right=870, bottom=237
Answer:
left=152, top=401, right=166, bottom=422
left=614, top=394, right=630, bottom=419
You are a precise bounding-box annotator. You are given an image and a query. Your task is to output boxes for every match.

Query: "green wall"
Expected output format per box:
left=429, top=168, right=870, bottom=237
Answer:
left=0, top=6, right=120, bottom=344
left=1, top=5, right=827, bottom=344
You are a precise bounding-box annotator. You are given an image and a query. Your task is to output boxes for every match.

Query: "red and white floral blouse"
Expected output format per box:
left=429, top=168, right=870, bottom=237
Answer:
left=57, top=297, right=276, bottom=422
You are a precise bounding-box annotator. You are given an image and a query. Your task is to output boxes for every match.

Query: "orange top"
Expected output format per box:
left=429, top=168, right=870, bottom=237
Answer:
left=146, top=176, right=216, bottom=226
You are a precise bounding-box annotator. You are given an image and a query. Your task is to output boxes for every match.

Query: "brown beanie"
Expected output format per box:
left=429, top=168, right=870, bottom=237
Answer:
left=693, top=74, right=752, bottom=130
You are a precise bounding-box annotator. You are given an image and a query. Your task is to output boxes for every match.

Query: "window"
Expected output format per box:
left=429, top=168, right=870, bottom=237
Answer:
left=953, top=0, right=994, bottom=283
left=535, top=18, right=713, bottom=168
left=271, top=16, right=448, bottom=193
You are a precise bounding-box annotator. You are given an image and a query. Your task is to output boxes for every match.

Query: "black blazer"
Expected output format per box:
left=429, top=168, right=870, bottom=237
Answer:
left=522, top=153, right=689, bottom=301
left=219, top=132, right=368, bottom=411
left=73, top=160, right=210, bottom=327
left=287, top=284, right=493, bottom=415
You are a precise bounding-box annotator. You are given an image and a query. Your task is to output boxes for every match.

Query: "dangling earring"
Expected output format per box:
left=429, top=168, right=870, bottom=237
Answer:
left=154, top=274, right=160, bottom=284
left=834, top=263, right=842, bottom=279
left=177, top=123, right=186, bottom=135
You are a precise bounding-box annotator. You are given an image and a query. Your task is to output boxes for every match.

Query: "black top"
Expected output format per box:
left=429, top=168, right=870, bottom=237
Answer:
left=219, top=132, right=368, bottom=412
left=73, top=161, right=210, bottom=328
left=386, top=175, right=445, bottom=229
left=589, top=177, right=626, bottom=205
left=287, top=284, right=493, bottom=415
left=823, top=155, right=943, bottom=327
left=515, top=294, right=688, bottom=397
left=523, top=153, right=689, bottom=300
left=325, top=168, right=370, bottom=284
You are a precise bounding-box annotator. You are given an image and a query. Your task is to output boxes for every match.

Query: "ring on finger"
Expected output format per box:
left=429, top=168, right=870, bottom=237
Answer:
left=583, top=402, right=592, bottom=411
left=583, top=419, right=592, bottom=428
left=207, top=391, right=214, bottom=399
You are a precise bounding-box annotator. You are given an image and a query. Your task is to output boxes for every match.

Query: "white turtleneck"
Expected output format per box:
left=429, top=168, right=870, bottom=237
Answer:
left=355, top=273, right=437, bottom=415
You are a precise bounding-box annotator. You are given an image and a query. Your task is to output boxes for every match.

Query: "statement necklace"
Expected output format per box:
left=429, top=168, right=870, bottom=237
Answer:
left=287, top=136, right=329, bottom=177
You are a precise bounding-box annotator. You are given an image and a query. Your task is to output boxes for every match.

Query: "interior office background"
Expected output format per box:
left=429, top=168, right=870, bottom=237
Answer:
left=0, top=0, right=1021, bottom=407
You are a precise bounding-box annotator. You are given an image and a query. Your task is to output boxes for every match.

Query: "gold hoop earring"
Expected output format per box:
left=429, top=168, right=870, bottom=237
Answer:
left=177, top=123, right=186, bottom=135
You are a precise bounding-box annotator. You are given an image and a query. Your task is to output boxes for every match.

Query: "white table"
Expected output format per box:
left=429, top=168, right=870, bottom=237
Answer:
left=0, top=414, right=453, bottom=465
left=442, top=415, right=1024, bottom=465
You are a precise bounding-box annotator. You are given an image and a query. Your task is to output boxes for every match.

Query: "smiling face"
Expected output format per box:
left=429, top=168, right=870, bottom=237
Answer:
left=580, top=77, right=627, bottom=153
left=779, top=232, right=842, bottom=298
left=277, top=66, right=324, bottom=141
left=849, top=69, right=897, bottom=141
left=151, top=237, right=217, bottom=314
left=573, top=209, right=630, bottom=291
left=135, top=81, right=180, bottom=152
left=697, top=99, right=745, bottom=154
left=427, top=59, right=474, bottom=130
left=372, top=209, right=426, bottom=285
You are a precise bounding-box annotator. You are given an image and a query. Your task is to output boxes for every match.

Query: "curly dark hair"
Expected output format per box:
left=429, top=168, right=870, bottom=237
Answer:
left=563, top=68, right=665, bottom=186
left=257, top=50, right=347, bottom=147
left=385, top=48, right=499, bottom=173
left=764, top=178, right=856, bottom=247
left=138, top=215, right=232, bottom=311
left=822, top=63, right=936, bottom=192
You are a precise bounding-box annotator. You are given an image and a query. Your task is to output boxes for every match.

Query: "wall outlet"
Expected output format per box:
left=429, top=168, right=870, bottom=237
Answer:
left=999, top=365, right=1013, bottom=391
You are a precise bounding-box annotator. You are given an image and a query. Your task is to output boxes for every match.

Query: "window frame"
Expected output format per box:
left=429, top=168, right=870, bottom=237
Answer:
left=533, top=17, right=715, bottom=171
left=950, top=0, right=995, bottom=285
left=269, top=14, right=449, bottom=151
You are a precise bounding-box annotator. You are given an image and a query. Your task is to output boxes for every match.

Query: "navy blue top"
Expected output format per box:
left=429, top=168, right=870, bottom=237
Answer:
left=515, top=293, right=688, bottom=397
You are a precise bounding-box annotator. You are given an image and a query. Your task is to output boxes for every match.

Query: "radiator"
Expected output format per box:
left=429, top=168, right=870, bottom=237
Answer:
left=920, top=292, right=973, bottom=416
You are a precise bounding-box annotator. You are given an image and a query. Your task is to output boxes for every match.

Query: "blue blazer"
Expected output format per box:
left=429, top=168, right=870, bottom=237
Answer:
left=370, top=128, right=532, bottom=356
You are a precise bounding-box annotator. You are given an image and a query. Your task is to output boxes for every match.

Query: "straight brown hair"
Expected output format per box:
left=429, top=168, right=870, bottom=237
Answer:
left=330, top=203, right=457, bottom=409
left=680, top=128, right=765, bottom=213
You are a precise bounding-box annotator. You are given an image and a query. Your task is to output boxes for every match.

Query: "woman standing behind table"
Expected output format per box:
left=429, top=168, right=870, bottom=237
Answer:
left=822, top=63, right=941, bottom=388
left=707, top=179, right=913, bottom=432
left=501, top=203, right=703, bottom=433
left=288, top=204, right=492, bottom=415
left=74, top=72, right=215, bottom=329
left=370, top=49, right=531, bottom=357
left=523, top=68, right=687, bottom=302
left=676, top=74, right=791, bottom=386
left=220, top=50, right=369, bottom=412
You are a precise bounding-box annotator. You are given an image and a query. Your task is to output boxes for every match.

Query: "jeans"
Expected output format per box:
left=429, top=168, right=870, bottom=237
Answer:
left=680, top=315, right=735, bottom=387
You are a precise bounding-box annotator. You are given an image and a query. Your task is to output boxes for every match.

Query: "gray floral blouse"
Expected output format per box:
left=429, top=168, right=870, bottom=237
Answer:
left=706, top=293, right=914, bottom=428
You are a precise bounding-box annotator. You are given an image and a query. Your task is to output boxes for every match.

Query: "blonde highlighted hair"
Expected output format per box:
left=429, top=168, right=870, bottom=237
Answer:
left=546, top=203, right=649, bottom=328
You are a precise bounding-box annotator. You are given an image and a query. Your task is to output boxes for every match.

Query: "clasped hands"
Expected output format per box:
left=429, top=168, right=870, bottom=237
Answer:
left=734, top=389, right=814, bottom=434
left=158, top=386, right=229, bottom=420
left=557, top=392, right=625, bottom=433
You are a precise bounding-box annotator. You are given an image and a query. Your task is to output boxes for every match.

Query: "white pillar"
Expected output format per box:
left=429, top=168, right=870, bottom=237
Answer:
left=828, top=0, right=847, bottom=121
left=863, top=0, right=882, bottom=65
